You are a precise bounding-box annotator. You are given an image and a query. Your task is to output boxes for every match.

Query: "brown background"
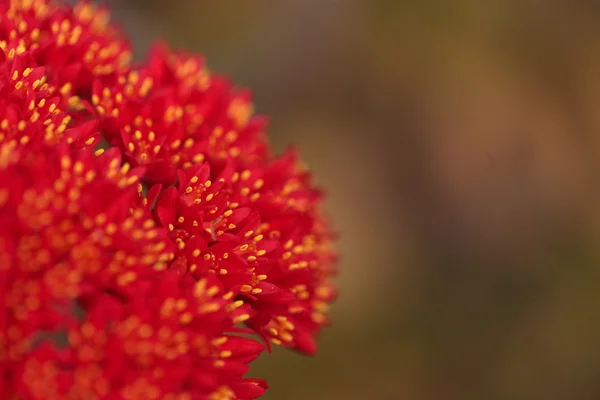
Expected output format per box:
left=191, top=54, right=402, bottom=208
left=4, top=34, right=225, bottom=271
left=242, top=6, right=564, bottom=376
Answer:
left=103, top=1, right=600, bottom=398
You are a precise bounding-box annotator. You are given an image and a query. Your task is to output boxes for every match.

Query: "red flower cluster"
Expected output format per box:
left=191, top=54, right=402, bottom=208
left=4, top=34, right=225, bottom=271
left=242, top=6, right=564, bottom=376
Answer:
left=0, top=1, right=337, bottom=399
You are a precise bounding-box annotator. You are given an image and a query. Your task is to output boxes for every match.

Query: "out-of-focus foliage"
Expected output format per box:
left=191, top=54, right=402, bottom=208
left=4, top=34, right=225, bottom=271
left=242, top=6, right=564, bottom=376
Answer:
left=110, top=0, right=600, bottom=398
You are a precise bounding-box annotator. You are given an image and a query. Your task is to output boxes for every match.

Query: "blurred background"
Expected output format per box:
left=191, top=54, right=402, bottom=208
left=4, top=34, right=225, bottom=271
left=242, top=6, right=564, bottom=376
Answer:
left=102, top=1, right=600, bottom=398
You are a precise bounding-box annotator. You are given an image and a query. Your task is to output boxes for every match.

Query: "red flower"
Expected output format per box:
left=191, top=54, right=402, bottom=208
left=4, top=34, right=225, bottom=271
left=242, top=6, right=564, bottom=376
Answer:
left=0, top=0, right=132, bottom=95
left=141, top=144, right=337, bottom=355
left=0, top=143, right=266, bottom=399
left=0, top=48, right=98, bottom=150
left=91, top=42, right=269, bottom=184
left=1, top=0, right=338, bottom=398
left=13, top=273, right=266, bottom=399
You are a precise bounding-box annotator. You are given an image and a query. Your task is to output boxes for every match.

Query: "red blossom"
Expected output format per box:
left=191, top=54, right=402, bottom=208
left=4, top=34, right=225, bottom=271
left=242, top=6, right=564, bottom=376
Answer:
left=0, top=143, right=267, bottom=399
left=156, top=149, right=337, bottom=354
left=0, top=48, right=98, bottom=150
left=0, top=0, right=337, bottom=398
left=0, top=0, right=132, bottom=95
left=91, top=42, right=269, bottom=185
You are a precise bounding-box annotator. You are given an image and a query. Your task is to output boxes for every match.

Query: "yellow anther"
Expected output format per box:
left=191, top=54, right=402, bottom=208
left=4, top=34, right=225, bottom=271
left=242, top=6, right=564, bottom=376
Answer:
left=176, top=299, right=188, bottom=310
left=73, top=161, right=84, bottom=174
left=253, top=179, right=264, bottom=189
left=95, top=214, right=107, bottom=225
left=280, top=332, right=294, bottom=342
left=180, top=313, right=193, bottom=324
left=105, top=223, right=117, bottom=235
left=211, top=337, right=228, bottom=347
left=60, top=82, right=72, bottom=95
left=200, top=302, right=220, bottom=313
left=233, top=314, right=250, bottom=324
left=207, top=286, right=220, bottom=297
left=120, top=163, right=131, bottom=174
left=128, top=70, right=139, bottom=84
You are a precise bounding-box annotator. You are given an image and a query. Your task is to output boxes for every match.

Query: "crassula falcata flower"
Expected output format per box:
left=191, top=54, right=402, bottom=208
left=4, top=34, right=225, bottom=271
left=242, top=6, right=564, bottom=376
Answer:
left=0, top=1, right=338, bottom=399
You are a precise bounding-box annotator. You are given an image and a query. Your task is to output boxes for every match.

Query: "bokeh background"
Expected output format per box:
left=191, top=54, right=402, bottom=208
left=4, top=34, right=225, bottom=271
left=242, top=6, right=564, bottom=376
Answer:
left=101, top=1, right=600, bottom=398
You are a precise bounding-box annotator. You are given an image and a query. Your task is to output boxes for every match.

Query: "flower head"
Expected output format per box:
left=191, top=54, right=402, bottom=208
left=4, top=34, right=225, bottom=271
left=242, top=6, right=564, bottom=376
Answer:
left=1, top=0, right=338, bottom=398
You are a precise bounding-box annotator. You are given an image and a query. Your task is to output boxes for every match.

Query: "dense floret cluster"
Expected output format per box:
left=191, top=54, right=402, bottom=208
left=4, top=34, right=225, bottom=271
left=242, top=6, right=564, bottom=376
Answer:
left=0, top=1, right=337, bottom=399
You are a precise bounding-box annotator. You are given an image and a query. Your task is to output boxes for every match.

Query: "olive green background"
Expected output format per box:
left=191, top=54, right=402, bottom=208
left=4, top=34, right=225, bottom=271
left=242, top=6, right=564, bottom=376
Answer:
left=104, top=1, right=600, bottom=398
